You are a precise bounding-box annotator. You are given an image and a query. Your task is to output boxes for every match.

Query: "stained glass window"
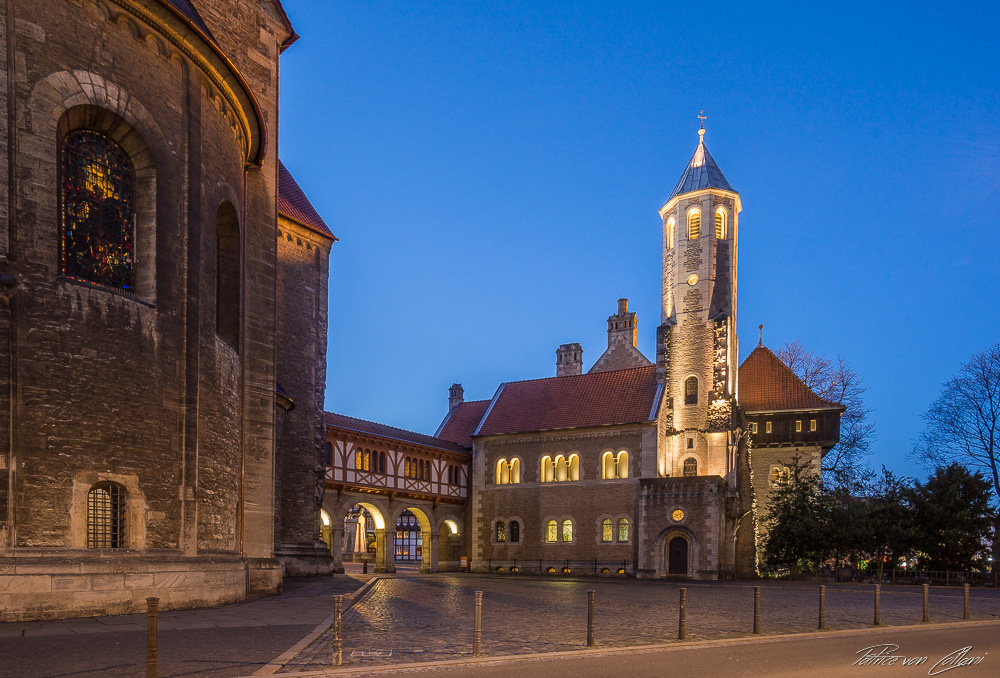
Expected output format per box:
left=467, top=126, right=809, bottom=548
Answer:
left=617, top=518, right=629, bottom=543
left=509, top=520, right=520, bottom=543
left=87, top=482, right=126, bottom=548
left=601, top=518, right=613, bottom=542
left=561, top=519, right=573, bottom=542
left=495, top=520, right=506, bottom=543
left=546, top=519, right=557, bottom=543
left=61, top=130, right=136, bottom=290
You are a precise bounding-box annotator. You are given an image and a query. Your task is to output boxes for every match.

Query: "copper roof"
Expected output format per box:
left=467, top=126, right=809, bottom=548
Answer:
left=738, top=345, right=843, bottom=413
left=324, top=411, right=468, bottom=454
left=436, top=400, right=491, bottom=448
left=278, top=160, right=337, bottom=241
left=475, top=366, right=660, bottom=437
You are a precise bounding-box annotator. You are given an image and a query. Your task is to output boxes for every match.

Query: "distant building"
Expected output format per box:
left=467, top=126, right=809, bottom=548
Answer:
left=0, top=0, right=335, bottom=621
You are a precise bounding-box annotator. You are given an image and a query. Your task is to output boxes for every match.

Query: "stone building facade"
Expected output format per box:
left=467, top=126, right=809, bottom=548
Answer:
left=434, top=128, right=844, bottom=579
left=0, top=0, right=335, bottom=621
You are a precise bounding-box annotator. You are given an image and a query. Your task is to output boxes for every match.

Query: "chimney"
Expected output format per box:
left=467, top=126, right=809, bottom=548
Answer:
left=448, top=383, right=464, bottom=411
left=556, top=343, right=583, bottom=377
left=607, top=298, right=637, bottom=348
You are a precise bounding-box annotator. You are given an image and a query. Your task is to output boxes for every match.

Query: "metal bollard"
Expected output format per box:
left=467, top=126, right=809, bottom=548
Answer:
left=964, top=584, right=970, bottom=620
left=146, top=597, right=159, bottom=678
left=587, top=590, right=595, bottom=647
left=678, top=588, right=687, bottom=640
left=818, top=585, right=826, bottom=630
left=332, top=594, right=343, bottom=666
left=923, top=583, right=929, bottom=623
left=874, top=584, right=881, bottom=626
left=362, top=559, right=368, bottom=575
left=473, top=591, right=483, bottom=656
left=753, top=586, right=761, bottom=634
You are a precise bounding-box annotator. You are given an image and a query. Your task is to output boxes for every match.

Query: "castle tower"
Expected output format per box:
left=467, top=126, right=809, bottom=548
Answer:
left=656, top=126, right=742, bottom=481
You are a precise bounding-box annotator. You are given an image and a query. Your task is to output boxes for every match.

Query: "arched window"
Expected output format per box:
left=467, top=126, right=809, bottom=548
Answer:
left=546, top=519, right=558, bottom=543
left=541, top=456, right=555, bottom=483
left=509, top=520, right=520, bottom=543
left=616, top=451, right=629, bottom=479
left=666, top=217, right=676, bottom=250
left=495, top=520, right=506, bottom=543
left=687, top=210, right=701, bottom=240
left=617, top=518, right=629, bottom=542
left=356, top=451, right=364, bottom=471
left=61, top=130, right=136, bottom=290
left=568, top=454, right=580, bottom=481
left=684, top=376, right=698, bottom=405
left=715, top=207, right=727, bottom=239
left=510, top=458, right=521, bottom=484
left=216, top=201, right=241, bottom=349
left=602, top=452, right=616, bottom=479
left=497, top=459, right=509, bottom=485
left=561, top=519, right=573, bottom=542
left=554, top=455, right=567, bottom=482
left=601, top=518, right=612, bottom=542
left=683, top=457, right=698, bottom=477
left=87, top=482, right=127, bottom=548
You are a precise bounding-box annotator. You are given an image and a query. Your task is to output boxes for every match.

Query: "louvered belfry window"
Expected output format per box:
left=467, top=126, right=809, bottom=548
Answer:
left=87, top=482, right=127, bottom=548
left=61, top=130, right=136, bottom=290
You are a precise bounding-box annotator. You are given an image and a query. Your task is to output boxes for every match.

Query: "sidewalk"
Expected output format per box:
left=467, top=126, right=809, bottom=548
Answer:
left=0, top=574, right=371, bottom=678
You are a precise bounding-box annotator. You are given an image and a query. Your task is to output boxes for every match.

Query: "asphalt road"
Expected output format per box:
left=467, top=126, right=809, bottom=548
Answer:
left=287, top=621, right=1000, bottom=678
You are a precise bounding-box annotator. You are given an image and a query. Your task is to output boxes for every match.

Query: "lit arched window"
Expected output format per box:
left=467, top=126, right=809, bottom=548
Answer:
left=509, top=520, right=520, bottom=543
left=602, top=452, right=616, bottom=479
left=554, top=454, right=567, bottom=482
left=546, top=519, right=558, bottom=542
left=685, top=376, right=698, bottom=405
left=666, top=217, right=676, bottom=250
left=61, top=130, right=136, bottom=290
left=495, top=520, right=506, bottom=543
left=683, top=457, right=698, bottom=477
left=568, top=454, right=580, bottom=481
left=356, top=451, right=364, bottom=471
left=715, top=207, right=726, bottom=239
left=616, top=451, right=629, bottom=479
left=561, top=519, right=573, bottom=542
left=601, top=518, right=613, bottom=542
left=87, top=482, right=127, bottom=548
left=496, top=458, right=509, bottom=485
left=510, top=458, right=521, bottom=484
left=687, top=210, right=701, bottom=240
left=617, top=518, right=629, bottom=542
left=541, top=456, right=555, bottom=483
left=216, top=201, right=241, bottom=349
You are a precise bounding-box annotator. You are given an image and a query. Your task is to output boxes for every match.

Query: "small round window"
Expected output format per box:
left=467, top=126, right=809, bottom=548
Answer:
left=687, top=274, right=699, bottom=286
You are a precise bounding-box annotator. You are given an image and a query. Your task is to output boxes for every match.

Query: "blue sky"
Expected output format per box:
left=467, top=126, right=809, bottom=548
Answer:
left=278, top=0, right=1000, bottom=479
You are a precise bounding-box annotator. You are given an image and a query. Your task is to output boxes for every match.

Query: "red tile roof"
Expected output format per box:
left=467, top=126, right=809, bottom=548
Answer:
left=738, top=345, right=843, bottom=413
left=436, top=400, right=491, bottom=448
left=278, top=160, right=337, bottom=241
left=324, top=411, right=468, bottom=454
left=476, top=366, right=660, bottom=436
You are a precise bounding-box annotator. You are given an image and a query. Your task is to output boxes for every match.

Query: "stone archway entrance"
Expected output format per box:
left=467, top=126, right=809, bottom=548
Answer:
left=667, top=535, right=689, bottom=576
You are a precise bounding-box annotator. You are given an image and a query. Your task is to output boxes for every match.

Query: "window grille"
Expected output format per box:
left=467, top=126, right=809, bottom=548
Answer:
left=87, top=482, right=126, bottom=548
left=546, top=519, right=558, bottom=543
left=688, top=212, right=701, bottom=239
left=509, top=520, right=520, bottom=543
left=601, top=518, right=613, bottom=542
left=561, top=519, right=573, bottom=542
left=683, top=457, right=697, bottom=477
left=617, top=518, right=629, bottom=542
left=495, top=520, right=506, bottom=543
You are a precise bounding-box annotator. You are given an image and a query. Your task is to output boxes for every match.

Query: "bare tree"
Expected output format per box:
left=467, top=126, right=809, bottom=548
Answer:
left=912, top=343, right=1000, bottom=579
left=776, top=341, right=875, bottom=485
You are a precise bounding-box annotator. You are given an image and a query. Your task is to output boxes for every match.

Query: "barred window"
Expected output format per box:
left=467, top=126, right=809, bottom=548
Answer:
left=61, top=130, right=136, bottom=290
left=683, top=457, right=697, bottom=477
left=87, top=482, right=127, bottom=548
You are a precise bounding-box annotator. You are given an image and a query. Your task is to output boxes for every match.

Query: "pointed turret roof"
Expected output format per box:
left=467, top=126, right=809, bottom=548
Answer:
left=738, top=344, right=844, bottom=413
left=667, top=129, right=736, bottom=202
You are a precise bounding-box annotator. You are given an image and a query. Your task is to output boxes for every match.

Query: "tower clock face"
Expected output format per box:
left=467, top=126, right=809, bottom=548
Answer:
left=672, top=509, right=685, bottom=522
left=686, top=274, right=699, bottom=286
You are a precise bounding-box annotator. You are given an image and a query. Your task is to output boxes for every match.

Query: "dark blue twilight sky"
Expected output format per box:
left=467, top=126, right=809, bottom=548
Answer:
left=277, top=1, right=1000, bottom=479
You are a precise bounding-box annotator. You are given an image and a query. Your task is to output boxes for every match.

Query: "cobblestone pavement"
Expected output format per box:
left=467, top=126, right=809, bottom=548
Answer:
left=0, top=575, right=370, bottom=678
left=278, top=575, right=1000, bottom=673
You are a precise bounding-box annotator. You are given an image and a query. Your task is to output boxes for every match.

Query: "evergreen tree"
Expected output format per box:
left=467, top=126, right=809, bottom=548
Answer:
left=909, top=464, right=993, bottom=572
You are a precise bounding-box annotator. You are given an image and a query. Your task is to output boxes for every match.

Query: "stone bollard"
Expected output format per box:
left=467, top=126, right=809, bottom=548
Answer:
left=923, top=583, right=930, bottom=623
left=146, top=597, right=159, bottom=678
left=753, top=586, right=761, bottom=634
left=874, top=584, right=881, bottom=626
left=332, top=594, right=343, bottom=666
left=587, top=590, right=595, bottom=647
left=964, top=584, right=970, bottom=620
left=473, top=591, right=483, bottom=656
left=818, top=585, right=826, bottom=630
left=362, top=559, right=368, bottom=575
left=678, top=588, right=687, bottom=640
